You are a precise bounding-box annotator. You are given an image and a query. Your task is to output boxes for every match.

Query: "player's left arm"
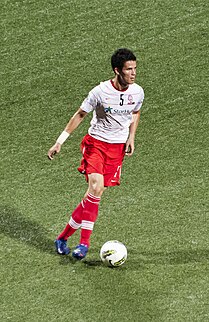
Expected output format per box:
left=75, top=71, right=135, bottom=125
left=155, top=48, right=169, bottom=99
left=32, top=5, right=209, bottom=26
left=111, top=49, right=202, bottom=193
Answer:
left=125, top=110, right=141, bottom=156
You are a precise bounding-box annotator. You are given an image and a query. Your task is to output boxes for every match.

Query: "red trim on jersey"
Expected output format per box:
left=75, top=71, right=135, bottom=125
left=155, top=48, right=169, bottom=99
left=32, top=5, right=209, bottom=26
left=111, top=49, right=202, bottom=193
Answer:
left=110, top=79, right=129, bottom=92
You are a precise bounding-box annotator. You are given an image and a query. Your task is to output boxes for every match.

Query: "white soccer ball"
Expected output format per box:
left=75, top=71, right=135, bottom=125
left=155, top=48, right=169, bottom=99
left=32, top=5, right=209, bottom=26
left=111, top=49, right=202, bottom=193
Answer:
left=100, top=240, right=127, bottom=267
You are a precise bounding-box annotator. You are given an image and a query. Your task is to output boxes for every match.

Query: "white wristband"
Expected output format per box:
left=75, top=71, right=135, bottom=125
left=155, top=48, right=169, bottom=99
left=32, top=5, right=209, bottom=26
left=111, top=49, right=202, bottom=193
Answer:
left=56, top=131, right=70, bottom=145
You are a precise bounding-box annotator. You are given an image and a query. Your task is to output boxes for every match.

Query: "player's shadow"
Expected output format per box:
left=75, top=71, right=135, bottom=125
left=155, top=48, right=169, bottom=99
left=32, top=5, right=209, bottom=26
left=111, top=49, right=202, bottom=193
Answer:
left=83, top=258, right=104, bottom=268
left=0, top=205, right=54, bottom=255
left=84, top=259, right=126, bottom=270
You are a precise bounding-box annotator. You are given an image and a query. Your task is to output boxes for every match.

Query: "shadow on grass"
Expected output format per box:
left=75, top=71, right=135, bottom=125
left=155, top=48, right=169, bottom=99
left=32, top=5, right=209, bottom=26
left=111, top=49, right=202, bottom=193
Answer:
left=0, top=205, right=54, bottom=255
left=83, top=259, right=104, bottom=267
left=57, top=256, right=104, bottom=267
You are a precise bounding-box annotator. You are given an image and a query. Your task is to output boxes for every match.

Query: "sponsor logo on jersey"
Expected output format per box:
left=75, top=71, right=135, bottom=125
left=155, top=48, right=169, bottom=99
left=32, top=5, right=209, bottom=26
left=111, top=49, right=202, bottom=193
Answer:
left=104, top=107, right=132, bottom=114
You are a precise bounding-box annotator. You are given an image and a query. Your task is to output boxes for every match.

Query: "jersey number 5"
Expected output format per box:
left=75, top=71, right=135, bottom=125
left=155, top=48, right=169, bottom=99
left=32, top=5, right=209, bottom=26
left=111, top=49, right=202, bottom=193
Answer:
left=119, top=94, right=124, bottom=106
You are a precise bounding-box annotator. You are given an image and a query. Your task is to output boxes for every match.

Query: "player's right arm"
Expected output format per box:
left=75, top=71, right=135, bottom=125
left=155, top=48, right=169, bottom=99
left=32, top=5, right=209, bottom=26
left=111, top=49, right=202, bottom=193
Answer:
left=47, top=108, right=87, bottom=160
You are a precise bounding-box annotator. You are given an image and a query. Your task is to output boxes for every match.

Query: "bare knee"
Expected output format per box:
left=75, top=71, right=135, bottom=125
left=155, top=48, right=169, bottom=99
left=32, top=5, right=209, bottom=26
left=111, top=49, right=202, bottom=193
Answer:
left=87, top=173, right=105, bottom=197
left=90, top=181, right=104, bottom=196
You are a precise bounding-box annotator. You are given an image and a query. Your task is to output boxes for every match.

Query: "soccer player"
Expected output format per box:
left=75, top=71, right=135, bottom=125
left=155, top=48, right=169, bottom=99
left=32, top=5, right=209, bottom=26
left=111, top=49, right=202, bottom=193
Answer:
left=47, top=48, right=144, bottom=259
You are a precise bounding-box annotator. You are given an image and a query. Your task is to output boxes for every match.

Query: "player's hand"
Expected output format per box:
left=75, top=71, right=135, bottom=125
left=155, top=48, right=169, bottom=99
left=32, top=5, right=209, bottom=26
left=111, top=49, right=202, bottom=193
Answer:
left=125, top=139, right=134, bottom=156
left=47, top=143, right=61, bottom=160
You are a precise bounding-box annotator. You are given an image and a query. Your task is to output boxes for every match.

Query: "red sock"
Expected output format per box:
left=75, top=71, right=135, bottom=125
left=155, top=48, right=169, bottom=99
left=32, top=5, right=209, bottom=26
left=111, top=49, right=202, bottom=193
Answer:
left=57, top=200, right=84, bottom=240
left=80, top=193, right=101, bottom=247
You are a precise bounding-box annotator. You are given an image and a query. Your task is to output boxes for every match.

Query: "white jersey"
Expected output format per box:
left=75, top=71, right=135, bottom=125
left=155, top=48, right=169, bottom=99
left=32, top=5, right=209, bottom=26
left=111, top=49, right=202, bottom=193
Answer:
left=80, top=80, right=144, bottom=143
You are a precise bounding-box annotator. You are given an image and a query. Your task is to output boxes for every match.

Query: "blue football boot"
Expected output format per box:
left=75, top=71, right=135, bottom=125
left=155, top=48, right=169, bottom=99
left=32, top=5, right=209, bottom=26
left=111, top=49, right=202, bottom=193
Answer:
left=55, top=239, right=70, bottom=255
left=72, top=244, right=88, bottom=260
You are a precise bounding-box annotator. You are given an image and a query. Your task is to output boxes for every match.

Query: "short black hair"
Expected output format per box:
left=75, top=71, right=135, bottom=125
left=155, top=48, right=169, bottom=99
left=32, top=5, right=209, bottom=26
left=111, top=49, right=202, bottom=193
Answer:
left=111, top=48, right=136, bottom=72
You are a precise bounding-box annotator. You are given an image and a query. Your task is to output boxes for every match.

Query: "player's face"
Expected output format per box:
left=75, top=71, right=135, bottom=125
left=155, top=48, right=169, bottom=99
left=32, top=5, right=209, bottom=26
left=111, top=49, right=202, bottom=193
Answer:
left=118, top=60, right=137, bottom=85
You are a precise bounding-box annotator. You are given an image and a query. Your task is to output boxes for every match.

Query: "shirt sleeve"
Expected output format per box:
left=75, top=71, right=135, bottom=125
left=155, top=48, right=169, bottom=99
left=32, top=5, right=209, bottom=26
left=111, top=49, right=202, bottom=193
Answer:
left=80, top=87, right=99, bottom=113
left=133, top=87, right=144, bottom=112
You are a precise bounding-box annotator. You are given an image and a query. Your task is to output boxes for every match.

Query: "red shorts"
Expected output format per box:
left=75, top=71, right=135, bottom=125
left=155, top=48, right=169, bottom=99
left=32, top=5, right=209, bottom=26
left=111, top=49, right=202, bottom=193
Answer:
left=77, top=134, right=125, bottom=187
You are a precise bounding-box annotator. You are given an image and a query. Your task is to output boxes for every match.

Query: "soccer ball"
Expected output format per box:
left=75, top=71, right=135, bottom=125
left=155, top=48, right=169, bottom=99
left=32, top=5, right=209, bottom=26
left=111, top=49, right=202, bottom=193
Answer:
left=100, top=240, right=127, bottom=267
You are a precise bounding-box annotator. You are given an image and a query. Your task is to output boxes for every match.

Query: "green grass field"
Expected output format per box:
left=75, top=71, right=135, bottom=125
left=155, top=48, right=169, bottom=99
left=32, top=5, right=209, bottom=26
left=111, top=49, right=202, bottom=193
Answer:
left=1, top=0, right=209, bottom=321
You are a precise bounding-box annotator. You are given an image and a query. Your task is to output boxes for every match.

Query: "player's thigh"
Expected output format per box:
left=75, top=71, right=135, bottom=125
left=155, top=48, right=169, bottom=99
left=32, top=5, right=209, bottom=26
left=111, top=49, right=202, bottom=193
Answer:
left=78, top=138, right=104, bottom=175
